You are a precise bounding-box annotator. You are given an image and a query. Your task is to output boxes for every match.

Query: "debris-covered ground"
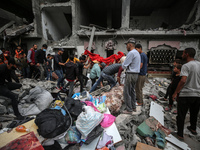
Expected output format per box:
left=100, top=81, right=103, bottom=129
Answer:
left=0, top=77, right=200, bottom=150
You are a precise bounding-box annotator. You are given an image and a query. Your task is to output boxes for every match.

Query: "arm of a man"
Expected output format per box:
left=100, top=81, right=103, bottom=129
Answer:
left=122, top=52, right=133, bottom=69
left=172, top=64, right=188, bottom=100
left=27, top=50, right=32, bottom=63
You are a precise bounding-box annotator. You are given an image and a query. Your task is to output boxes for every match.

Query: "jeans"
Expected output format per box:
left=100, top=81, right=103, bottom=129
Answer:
left=177, top=97, right=200, bottom=137
left=55, top=69, right=64, bottom=87
left=46, top=70, right=52, bottom=81
left=90, top=73, right=104, bottom=93
left=38, top=63, right=45, bottom=80
left=0, top=82, right=22, bottom=117
left=101, top=73, right=116, bottom=88
left=65, top=81, right=74, bottom=97
left=22, top=67, right=30, bottom=78
left=123, top=73, right=138, bottom=111
left=78, top=74, right=88, bottom=92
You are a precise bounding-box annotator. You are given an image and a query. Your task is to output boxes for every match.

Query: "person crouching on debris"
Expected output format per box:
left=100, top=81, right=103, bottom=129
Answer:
left=165, top=64, right=182, bottom=112
left=90, top=62, right=121, bottom=93
left=0, top=58, right=23, bottom=120
left=122, top=38, right=141, bottom=114
left=172, top=48, right=200, bottom=140
left=35, top=44, right=48, bottom=80
left=65, top=55, right=79, bottom=97
left=90, top=60, right=101, bottom=86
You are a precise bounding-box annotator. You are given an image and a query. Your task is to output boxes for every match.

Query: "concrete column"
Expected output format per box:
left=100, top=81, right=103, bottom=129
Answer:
left=121, top=0, right=130, bottom=29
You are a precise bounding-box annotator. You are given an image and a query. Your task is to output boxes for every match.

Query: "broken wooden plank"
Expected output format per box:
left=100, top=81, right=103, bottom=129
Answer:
left=88, top=26, right=96, bottom=51
left=89, top=24, right=106, bottom=30
left=0, top=21, right=15, bottom=33
left=80, top=25, right=93, bottom=30
left=136, top=142, right=161, bottom=150
left=150, top=101, right=164, bottom=126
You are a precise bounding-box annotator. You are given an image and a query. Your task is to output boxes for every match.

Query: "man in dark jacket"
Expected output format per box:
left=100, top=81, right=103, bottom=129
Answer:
left=65, top=55, right=78, bottom=97
left=35, top=44, right=47, bottom=80
left=0, top=58, right=23, bottom=119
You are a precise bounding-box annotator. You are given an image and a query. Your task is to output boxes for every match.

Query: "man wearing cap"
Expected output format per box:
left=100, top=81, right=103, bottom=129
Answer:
left=122, top=38, right=141, bottom=114
left=54, top=48, right=65, bottom=89
left=0, top=58, right=23, bottom=119
left=35, top=44, right=48, bottom=80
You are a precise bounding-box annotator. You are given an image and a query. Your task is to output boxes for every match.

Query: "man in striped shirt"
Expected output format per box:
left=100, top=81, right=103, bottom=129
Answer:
left=122, top=38, right=141, bottom=114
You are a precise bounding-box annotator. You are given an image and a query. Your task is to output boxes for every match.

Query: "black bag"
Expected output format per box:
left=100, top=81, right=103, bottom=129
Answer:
left=84, top=124, right=104, bottom=145
left=64, top=97, right=84, bottom=121
left=35, top=109, right=71, bottom=138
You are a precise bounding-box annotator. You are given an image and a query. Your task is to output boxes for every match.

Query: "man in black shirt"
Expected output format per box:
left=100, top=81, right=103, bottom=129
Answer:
left=0, top=58, right=23, bottom=119
left=65, top=55, right=79, bottom=97
left=77, top=56, right=90, bottom=92
left=54, top=48, right=65, bottom=89
left=35, top=44, right=47, bottom=80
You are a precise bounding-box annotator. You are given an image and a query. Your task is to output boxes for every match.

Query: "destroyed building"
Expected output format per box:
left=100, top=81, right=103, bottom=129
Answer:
left=1, top=0, right=200, bottom=65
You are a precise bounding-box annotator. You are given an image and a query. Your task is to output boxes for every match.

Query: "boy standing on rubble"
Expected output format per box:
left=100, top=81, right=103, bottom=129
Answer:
left=122, top=38, right=141, bottom=114
left=165, top=64, right=182, bottom=112
left=172, top=48, right=200, bottom=140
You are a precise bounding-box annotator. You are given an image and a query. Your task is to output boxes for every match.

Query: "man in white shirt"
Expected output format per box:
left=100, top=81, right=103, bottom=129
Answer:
left=122, top=38, right=141, bottom=114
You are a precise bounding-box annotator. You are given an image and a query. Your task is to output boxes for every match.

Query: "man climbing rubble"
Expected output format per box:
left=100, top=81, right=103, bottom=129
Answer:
left=0, top=58, right=23, bottom=119
left=122, top=38, right=141, bottom=114
left=172, top=48, right=200, bottom=140
left=35, top=44, right=48, bottom=80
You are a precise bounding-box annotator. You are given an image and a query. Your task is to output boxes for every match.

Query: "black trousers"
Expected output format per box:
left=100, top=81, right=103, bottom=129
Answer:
left=78, top=75, right=88, bottom=92
left=91, top=77, right=98, bottom=86
left=0, top=82, right=22, bottom=117
left=164, top=83, right=171, bottom=99
left=177, top=97, right=200, bottom=137
left=28, top=64, right=38, bottom=78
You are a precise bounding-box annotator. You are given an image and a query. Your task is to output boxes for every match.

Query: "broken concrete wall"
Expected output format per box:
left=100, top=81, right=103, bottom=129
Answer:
left=41, top=6, right=72, bottom=41
left=169, top=0, right=197, bottom=28
left=130, top=9, right=169, bottom=30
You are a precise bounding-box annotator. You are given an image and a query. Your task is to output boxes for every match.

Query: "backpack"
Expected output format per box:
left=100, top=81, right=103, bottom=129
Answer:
left=35, top=108, right=71, bottom=138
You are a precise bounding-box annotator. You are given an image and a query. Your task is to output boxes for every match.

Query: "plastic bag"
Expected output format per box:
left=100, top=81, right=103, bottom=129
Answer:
left=65, top=126, right=81, bottom=144
left=97, top=103, right=107, bottom=113
left=76, top=106, right=104, bottom=139
left=100, top=114, right=116, bottom=128
left=0, top=131, right=44, bottom=150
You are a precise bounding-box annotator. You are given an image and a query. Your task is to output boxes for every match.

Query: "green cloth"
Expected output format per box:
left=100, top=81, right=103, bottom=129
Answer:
left=90, top=63, right=101, bottom=79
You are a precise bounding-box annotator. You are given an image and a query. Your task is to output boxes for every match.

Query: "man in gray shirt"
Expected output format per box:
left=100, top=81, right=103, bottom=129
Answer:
left=122, top=38, right=141, bottom=114
left=173, top=48, right=200, bottom=140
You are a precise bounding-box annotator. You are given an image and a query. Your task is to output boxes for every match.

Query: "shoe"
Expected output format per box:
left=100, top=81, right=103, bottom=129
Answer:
left=172, top=109, right=177, bottom=114
left=171, top=132, right=184, bottom=141
left=122, top=110, right=132, bottom=114
left=164, top=105, right=172, bottom=111
left=187, top=126, right=197, bottom=135
left=137, top=102, right=143, bottom=106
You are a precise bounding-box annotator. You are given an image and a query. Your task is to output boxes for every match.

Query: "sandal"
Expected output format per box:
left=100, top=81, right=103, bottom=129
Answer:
left=187, top=126, right=197, bottom=135
left=171, top=132, right=184, bottom=141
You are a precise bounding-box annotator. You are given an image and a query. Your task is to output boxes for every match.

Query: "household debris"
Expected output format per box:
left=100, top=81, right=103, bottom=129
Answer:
left=0, top=77, right=199, bottom=150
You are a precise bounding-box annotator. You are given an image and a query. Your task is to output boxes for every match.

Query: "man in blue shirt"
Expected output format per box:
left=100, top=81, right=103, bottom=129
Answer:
left=135, top=44, right=148, bottom=106
left=122, top=38, right=141, bottom=114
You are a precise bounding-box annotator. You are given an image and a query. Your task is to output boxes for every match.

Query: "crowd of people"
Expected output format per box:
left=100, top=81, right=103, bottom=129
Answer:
left=0, top=38, right=199, bottom=141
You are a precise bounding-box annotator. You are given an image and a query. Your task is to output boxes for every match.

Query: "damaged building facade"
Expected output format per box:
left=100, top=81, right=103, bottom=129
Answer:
left=0, top=0, right=200, bottom=69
